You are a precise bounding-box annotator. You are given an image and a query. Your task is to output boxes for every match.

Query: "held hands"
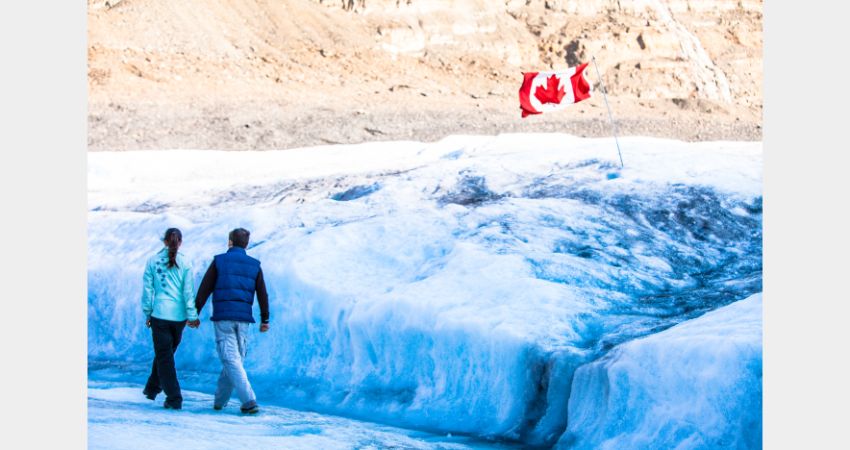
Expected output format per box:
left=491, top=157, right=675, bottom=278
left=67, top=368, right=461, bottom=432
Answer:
left=259, top=323, right=270, bottom=333
left=187, top=319, right=201, bottom=329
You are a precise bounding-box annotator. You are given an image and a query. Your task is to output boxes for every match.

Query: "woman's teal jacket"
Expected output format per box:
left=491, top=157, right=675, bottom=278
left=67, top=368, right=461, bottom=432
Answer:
left=141, top=247, right=199, bottom=322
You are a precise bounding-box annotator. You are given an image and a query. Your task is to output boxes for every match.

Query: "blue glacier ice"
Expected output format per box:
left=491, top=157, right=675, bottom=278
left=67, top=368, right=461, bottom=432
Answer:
left=558, top=293, right=762, bottom=449
left=88, top=134, right=762, bottom=448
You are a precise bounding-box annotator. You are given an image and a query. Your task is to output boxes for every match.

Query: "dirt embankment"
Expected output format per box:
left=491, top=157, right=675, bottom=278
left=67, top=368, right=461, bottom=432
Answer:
left=87, top=0, right=762, bottom=150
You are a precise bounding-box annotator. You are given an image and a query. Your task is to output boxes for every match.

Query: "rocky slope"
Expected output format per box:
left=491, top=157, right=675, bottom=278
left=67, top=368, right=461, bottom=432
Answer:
left=87, top=0, right=762, bottom=150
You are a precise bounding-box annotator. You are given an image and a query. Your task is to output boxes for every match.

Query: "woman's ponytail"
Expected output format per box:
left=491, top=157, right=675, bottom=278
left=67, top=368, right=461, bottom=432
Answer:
left=164, top=228, right=182, bottom=268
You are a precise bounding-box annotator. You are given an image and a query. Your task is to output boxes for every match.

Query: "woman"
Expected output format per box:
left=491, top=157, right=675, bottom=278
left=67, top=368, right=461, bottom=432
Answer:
left=141, top=228, right=199, bottom=410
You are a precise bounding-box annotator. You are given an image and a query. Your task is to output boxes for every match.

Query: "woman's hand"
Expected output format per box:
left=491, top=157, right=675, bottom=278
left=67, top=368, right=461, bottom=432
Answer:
left=187, top=319, right=201, bottom=329
left=145, top=319, right=151, bottom=328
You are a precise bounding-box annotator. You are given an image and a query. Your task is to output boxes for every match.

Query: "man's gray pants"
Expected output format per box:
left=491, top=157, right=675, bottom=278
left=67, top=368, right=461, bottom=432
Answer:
left=213, top=320, right=257, bottom=409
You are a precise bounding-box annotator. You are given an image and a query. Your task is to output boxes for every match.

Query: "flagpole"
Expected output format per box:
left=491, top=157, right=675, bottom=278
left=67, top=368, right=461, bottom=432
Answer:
left=591, top=56, right=624, bottom=168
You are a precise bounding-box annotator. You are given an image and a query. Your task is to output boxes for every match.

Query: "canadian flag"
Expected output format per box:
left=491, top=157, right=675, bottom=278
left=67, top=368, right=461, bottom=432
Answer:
left=518, top=63, right=592, bottom=118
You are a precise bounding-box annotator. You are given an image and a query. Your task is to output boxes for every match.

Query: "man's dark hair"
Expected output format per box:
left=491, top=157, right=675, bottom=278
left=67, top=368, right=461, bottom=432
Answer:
left=229, top=228, right=250, bottom=249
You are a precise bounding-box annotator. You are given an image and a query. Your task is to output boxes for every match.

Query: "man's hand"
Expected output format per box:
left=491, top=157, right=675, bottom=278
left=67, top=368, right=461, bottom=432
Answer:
left=260, top=323, right=270, bottom=333
left=187, top=319, right=201, bottom=329
left=145, top=319, right=151, bottom=328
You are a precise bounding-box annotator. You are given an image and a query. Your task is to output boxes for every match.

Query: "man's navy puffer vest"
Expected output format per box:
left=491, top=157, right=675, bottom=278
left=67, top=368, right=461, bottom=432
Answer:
left=212, top=247, right=260, bottom=323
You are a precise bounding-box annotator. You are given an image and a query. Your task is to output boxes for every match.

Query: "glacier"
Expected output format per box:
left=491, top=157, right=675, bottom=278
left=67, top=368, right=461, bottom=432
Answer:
left=88, top=133, right=762, bottom=448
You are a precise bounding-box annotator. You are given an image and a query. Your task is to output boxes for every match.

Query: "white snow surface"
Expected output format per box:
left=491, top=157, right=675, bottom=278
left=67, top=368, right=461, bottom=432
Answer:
left=88, top=134, right=762, bottom=447
left=88, top=378, right=512, bottom=450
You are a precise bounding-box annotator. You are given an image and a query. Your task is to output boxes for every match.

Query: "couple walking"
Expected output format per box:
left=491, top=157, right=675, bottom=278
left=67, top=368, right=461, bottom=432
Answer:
left=140, top=227, right=270, bottom=413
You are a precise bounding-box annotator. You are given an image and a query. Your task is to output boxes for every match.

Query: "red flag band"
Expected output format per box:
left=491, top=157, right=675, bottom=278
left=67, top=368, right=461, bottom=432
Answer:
left=519, top=63, right=592, bottom=118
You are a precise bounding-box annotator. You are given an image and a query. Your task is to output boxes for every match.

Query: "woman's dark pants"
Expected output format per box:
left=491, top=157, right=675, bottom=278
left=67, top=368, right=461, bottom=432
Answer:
left=143, top=317, right=186, bottom=408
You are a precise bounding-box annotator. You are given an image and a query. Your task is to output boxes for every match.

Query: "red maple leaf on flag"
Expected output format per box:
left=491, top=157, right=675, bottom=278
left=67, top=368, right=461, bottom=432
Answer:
left=534, top=74, right=565, bottom=105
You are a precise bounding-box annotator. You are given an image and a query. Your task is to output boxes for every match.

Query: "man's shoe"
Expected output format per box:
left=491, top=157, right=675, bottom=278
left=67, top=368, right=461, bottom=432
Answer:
left=240, top=405, right=259, bottom=414
left=163, top=402, right=182, bottom=410
left=142, top=389, right=157, bottom=401
left=213, top=405, right=223, bottom=411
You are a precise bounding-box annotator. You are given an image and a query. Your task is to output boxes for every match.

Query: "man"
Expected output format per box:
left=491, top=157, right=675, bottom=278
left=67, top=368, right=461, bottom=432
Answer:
left=193, top=227, right=270, bottom=414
